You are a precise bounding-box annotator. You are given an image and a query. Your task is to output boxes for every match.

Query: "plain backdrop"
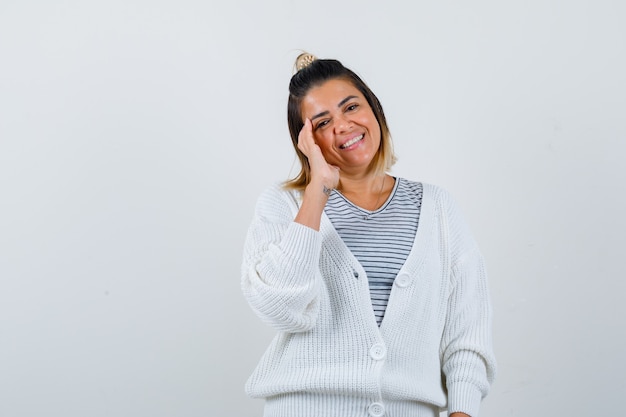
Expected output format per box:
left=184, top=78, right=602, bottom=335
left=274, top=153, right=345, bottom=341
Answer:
left=1, top=1, right=624, bottom=416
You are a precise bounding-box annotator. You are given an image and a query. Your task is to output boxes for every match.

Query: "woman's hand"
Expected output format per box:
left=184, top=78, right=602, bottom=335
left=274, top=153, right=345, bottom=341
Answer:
left=293, top=119, right=340, bottom=231
left=297, top=119, right=340, bottom=191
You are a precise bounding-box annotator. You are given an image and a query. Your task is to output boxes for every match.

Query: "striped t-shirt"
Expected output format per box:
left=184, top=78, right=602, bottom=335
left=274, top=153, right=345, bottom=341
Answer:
left=324, top=178, right=423, bottom=326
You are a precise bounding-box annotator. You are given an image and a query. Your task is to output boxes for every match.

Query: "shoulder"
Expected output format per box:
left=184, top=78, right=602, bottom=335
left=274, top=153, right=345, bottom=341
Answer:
left=396, top=177, right=422, bottom=193
left=401, top=179, right=470, bottom=230
left=421, top=182, right=479, bottom=256
left=397, top=178, right=452, bottom=206
left=254, top=182, right=302, bottom=221
left=430, top=185, right=453, bottom=206
left=400, top=179, right=482, bottom=258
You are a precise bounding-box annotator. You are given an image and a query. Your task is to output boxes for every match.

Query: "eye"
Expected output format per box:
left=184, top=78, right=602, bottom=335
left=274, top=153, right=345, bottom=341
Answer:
left=345, top=103, right=359, bottom=112
left=315, top=119, right=330, bottom=130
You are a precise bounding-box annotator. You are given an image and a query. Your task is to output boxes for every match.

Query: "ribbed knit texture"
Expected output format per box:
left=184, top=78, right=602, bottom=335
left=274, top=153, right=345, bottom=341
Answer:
left=241, top=181, right=496, bottom=417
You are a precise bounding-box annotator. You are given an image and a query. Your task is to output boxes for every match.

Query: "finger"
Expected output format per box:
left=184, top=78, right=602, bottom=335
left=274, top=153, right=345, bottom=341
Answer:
left=299, top=119, right=312, bottom=142
left=298, top=119, right=315, bottom=153
left=303, top=118, right=312, bottom=134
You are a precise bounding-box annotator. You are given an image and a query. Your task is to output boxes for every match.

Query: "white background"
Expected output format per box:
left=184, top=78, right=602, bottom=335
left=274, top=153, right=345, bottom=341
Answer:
left=1, top=1, right=624, bottom=416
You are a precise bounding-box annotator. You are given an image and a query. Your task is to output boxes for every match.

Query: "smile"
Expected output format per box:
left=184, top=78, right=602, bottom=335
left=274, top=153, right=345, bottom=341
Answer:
left=339, top=134, right=364, bottom=149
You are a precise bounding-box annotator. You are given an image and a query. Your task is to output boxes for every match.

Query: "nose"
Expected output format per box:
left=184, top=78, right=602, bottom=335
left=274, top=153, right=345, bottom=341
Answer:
left=334, top=113, right=352, bottom=133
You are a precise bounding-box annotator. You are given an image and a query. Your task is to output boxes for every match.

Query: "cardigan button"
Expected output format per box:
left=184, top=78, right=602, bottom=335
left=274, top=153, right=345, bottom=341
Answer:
left=395, top=273, right=412, bottom=288
left=369, top=343, right=387, bottom=361
left=368, top=402, right=385, bottom=417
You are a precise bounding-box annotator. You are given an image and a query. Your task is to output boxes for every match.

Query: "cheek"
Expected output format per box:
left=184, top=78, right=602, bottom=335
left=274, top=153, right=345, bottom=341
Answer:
left=315, top=135, right=338, bottom=158
left=358, top=111, right=378, bottom=129
left=314, top=131, right=332, bottom=147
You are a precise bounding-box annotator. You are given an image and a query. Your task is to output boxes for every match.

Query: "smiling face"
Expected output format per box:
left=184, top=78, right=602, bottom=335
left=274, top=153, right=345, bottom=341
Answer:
left=300, top=78, right=382, bottom=177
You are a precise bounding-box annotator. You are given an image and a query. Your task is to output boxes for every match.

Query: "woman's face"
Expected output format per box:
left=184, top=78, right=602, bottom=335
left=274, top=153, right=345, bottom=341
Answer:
left=300, top=78, right=381, bottom=176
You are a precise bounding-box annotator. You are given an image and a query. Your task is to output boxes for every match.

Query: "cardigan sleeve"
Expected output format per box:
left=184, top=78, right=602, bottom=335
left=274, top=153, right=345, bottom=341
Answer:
left=241, top=184, right=323, bottom=333
left=438, top=191, right=497, bottom=417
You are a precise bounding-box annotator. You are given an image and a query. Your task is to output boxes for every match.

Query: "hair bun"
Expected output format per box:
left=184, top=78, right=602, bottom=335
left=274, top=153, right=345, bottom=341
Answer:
left=295, top=52, right=317, bottom=72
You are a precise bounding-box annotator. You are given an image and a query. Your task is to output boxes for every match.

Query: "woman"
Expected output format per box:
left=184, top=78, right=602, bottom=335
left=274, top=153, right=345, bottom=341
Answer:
left=241, top=53, right=496, bottom=417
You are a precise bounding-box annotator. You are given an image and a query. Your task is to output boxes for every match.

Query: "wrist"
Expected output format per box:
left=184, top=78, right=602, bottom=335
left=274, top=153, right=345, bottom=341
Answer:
left=295, top=181, right=332, bottom=231
left=305, top=180, right=333, bottom=200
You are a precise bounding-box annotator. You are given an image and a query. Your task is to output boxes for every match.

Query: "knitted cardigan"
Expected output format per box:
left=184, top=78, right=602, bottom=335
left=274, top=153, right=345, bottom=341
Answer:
left=241, top=181, right=496, bottom=417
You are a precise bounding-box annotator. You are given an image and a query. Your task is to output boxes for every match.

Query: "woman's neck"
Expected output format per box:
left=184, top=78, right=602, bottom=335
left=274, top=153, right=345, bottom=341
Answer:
left=337, top=173, right=394, bottom=211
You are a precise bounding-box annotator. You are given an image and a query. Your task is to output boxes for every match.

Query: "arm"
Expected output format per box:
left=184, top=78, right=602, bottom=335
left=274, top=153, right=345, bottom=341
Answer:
left=241, top=195, right=323, bottom=333
left=241, top=119, right=339, bottom=332
left=294, top=118, right=340, bottom=231
left=440, top=193, right=497, bottom=417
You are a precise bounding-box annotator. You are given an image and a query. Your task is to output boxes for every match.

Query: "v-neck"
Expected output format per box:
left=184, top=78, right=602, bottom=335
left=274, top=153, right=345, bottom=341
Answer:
left=333, top=176, right=399, bottom=216
left=318, top=181, right=437, bottom=332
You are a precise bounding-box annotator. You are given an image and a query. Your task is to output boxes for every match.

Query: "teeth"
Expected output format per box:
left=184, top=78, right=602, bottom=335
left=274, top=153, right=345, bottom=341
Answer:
left=340, top=134, right=363, bottom=149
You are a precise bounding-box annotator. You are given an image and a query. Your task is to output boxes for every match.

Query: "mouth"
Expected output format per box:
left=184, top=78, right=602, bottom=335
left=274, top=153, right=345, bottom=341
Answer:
left=339, top=134, right=364, bottom=149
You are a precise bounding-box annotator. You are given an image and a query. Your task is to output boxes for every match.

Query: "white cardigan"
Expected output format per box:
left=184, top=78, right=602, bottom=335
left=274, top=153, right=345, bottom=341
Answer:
left=241, top=181, right=496, bottom=417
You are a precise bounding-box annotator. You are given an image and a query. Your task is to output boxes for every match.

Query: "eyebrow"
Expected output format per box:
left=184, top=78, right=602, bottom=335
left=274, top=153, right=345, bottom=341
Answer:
left=310, top=95, right=359, bottom=121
